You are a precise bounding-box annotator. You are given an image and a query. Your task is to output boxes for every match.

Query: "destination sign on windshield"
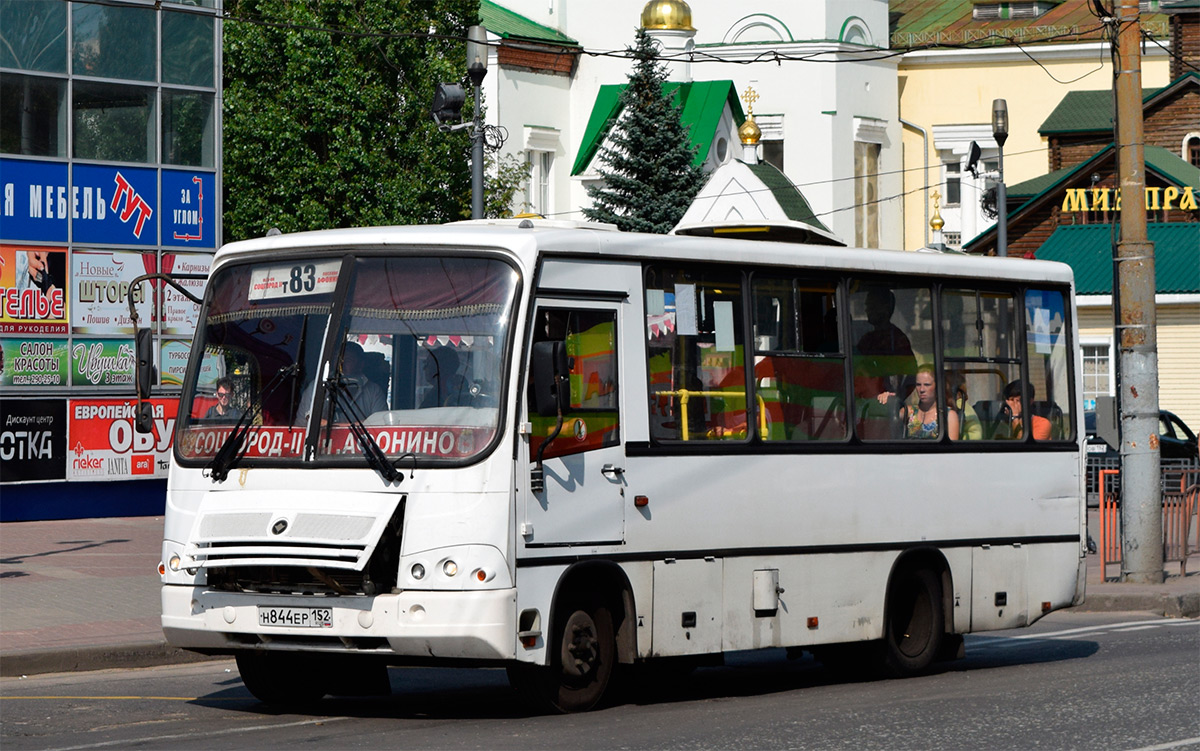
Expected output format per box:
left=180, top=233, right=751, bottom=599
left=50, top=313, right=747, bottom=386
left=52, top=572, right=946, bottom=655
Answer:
left=248, top=261, right=341, bottom=301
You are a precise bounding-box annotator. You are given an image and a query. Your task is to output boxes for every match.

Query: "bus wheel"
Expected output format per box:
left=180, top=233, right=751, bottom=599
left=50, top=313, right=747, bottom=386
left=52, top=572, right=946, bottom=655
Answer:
left=508, top=597, right=615, bottom=713
left=236, top=651, right=329, bottom=707
left=883, top=567, right=943, bottom=677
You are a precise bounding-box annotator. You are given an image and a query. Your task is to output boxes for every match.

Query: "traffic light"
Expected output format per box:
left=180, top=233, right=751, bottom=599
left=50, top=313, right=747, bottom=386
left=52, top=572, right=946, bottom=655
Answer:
left=431, top=83, right=466, bottom=127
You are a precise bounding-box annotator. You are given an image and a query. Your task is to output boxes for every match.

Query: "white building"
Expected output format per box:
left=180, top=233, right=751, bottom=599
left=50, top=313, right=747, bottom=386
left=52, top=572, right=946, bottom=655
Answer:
left=479, top=0, right=902, bottom=248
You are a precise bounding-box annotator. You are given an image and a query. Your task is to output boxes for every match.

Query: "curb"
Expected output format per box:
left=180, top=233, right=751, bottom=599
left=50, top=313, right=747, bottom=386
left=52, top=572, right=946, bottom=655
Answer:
left=1072, top=591, right=1200, bottom=618
left=1, top=642, right=225, bottom=678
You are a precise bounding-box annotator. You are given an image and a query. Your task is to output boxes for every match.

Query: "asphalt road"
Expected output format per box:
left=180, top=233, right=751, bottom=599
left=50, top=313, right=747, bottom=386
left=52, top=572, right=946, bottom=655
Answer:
left=2, top=612, right=1198, bottom=751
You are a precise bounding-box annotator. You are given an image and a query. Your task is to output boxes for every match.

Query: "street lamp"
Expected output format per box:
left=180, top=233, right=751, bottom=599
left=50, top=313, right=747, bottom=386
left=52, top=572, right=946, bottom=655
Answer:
left=992, top=98, right=1009, bottom=257
left=467, top=25, right=488, bottom=220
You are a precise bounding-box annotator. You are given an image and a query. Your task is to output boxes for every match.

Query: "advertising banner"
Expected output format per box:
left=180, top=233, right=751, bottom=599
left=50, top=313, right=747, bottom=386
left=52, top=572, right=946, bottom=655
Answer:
left=67, top=397, right=177, bottom=480
left=1, top=244, right=68, bottom=334
left=0, top=397, right=67, bottom=483
left=71, top=164, right=157, bottom=246
left=71, top=249, right=155, bottom=334
left=0, top=338, right=70, bottom=387
left=70, top=338, right=135, bottom=387
left=158, top=252, right=210, bottom=335
left=160, top=339, right=192, bottom=386
left=0, top=158, right=70, bottom=243
left=162, top=170, right=216, bottom=249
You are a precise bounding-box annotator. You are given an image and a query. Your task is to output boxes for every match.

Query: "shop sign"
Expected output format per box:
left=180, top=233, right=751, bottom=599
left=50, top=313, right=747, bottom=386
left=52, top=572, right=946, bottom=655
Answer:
left=70, top=338, right=136, bottom=387
left=71, top=249, right=155, bottom=334
left=1061, top=186, right=1198, bottom=213
left=0, top=338, right=69, bottom=387
left=162, top=171, right=216, bottom=249
left=158, top=252, right=210, bottom=335
left=71, top=165, right=157, bottom=246
left=0, top=397, right=67, bottom=483
left=67, top=397, right=177, bottom=480
left=0, top=245, right=68, bottom=334
left=0, top=158, right=70, bottom=243
left=160, top=339, right=192, bottom=387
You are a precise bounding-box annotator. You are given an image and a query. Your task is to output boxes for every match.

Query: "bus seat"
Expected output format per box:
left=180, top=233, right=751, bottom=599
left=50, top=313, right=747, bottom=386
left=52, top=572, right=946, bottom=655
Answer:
left=973, top=400, right=1007, bottom=440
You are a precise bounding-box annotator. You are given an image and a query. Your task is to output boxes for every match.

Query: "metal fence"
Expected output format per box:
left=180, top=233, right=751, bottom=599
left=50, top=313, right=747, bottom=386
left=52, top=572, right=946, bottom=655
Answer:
left=1092, top=458, right=1200, bottom=576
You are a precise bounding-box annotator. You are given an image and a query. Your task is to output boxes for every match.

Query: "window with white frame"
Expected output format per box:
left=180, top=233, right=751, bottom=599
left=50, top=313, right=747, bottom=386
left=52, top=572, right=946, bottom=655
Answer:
left=525, top=150, right=552, bottom=216
left=1081, top=339, right=1113, bottom=411
left=522, top=126, right=559, bottom=217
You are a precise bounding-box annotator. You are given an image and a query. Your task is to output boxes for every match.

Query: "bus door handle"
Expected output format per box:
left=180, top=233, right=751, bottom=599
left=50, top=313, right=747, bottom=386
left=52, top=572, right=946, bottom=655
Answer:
left=601, top=464, right=625, bottom=479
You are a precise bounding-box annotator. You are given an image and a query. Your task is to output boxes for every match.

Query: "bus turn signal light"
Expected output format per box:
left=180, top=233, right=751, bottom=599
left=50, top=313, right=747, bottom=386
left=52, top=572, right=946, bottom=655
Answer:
left=634, top=495, right=649, bottom=508
left=807, top=616, right=819, bottom=629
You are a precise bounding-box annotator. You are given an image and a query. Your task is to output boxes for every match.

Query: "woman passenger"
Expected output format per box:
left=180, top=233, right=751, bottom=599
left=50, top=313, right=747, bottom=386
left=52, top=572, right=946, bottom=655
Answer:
left=900, top=364, right=959, bottom=440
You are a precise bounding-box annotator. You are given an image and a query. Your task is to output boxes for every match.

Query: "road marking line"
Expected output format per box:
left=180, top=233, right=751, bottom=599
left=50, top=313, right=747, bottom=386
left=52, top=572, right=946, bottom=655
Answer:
left=1113, top=625, right=1162, bottom=632
left=0, top=696, right=241, bottom=701
left=41, top=716, right=353, bottom=751
left=970, top=617, right=1189, bottom=646
left=1124, top=736, right=1200, bottom=751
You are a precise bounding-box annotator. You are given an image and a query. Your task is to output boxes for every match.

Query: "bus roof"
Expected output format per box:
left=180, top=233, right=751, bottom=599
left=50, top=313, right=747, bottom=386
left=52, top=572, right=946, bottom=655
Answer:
left=214, top=223, right=1075, bottom=287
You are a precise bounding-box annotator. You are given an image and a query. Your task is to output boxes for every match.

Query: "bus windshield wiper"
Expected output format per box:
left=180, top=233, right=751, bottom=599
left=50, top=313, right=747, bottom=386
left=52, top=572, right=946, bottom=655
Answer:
left=326, top=375, right=403, bottom=483
left=206, top=363, right=299, bottom=482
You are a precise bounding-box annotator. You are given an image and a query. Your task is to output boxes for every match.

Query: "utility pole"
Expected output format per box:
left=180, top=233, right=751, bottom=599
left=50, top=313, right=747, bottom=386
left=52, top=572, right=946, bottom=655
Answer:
left=1113, top=0, right=1162, bottom=583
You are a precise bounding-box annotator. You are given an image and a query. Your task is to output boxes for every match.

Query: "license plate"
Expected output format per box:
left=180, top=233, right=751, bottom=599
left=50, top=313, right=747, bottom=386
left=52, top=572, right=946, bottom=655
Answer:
left=1086, top=443, right=1109, bottom=454
left=257, top=606, right=333, bottom=628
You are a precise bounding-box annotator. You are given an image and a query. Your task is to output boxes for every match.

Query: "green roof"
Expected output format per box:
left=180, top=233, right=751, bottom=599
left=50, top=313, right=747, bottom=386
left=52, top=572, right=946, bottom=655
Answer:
left=571, top=80, right=745, bottom=176
left=745, top=162, right=831, bottom=232
left=1037, top=223, right=1200, bottom=295
left=1006, top=164, right=1074, bottom=201
left=479, top=1, right=578, bottom=47
left=1040, top=72, right=1199, bottom=134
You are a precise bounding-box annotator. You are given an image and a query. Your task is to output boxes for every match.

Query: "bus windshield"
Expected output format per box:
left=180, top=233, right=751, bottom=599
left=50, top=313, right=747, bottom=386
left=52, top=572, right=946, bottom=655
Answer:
left=176, top=255, right=520, bottom=466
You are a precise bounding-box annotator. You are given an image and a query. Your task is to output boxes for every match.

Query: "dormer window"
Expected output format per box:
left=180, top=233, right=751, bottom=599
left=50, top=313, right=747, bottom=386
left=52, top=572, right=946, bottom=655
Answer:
left=971, top=2, right=1057, bottom=21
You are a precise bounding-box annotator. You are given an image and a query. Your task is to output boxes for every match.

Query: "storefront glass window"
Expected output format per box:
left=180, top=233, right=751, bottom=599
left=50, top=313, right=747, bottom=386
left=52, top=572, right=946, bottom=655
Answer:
left=163, top=90, right=215, bottom=167
left=73, top=81, right=155, bottom=163
left=72, top=3, right=156, bottom=82
left=0, top=74, right=67, bottom=156
left=0, top=0, right=67, bottom=73
left=163, top=13, right=214, bottom=87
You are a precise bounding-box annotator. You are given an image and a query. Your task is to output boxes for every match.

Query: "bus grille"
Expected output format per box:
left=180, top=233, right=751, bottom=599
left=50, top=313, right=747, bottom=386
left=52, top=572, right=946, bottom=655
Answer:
left=206, top=564, right=380, bottom=595
left=191, top=541, right=368, bottom=569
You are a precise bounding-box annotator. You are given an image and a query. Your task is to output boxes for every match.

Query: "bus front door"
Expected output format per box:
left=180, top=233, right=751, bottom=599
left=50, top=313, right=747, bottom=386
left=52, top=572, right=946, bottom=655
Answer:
left=523, top=303, right=625, bottom=546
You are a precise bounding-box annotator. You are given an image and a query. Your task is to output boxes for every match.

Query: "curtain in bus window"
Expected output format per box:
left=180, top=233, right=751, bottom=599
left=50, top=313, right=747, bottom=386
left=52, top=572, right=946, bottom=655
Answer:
left=1024, top=288, right=1073, bottom=441
left=848, top=280, right=932, bottom=441
left=941, top=288, right=1020, bottom=440
left=751, top=275, right=847, bottom=442
left=645, top=266, right=747, bottom=442
left=528, top=308, right=619, bottom=461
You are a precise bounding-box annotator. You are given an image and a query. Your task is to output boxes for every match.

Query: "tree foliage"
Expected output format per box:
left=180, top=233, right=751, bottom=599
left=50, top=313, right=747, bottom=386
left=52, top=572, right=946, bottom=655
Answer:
left=583, top=28, right=704, bottom=234
left=222, top=0, right=483, bottom=241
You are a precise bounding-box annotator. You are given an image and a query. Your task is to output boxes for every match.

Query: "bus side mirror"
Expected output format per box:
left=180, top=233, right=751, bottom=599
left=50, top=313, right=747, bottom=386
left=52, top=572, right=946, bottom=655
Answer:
left=134, top=328, right=156, bottom=434
left=531, top=341, right=569, bottom=417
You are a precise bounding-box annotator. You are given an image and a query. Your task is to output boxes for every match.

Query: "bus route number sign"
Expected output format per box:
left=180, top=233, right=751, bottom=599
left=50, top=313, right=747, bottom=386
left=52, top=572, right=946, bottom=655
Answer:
left=257, top=606, right=333, bottom=628
left=248, top=261, right=340, bottom=301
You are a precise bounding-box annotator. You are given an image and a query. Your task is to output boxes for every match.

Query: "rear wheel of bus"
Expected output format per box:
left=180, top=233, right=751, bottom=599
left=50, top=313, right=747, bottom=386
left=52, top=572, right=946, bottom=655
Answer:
left=882, top=566, right=944, bottom=676
left=507, top=595, right=616, bottom=713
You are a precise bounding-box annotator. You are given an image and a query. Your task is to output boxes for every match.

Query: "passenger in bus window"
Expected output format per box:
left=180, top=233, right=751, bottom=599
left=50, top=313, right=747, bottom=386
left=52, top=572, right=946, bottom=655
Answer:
left=899, top=364, right=958, bottom=440
left=1001, top=379, right=1051, bottom=440
left=338, top=342, right=387, bottom=419
left=204, top=377, right=243, bottom=423
left=420, top=348, right=463, bottom=408
left=856, top=287, right=916, bottom=404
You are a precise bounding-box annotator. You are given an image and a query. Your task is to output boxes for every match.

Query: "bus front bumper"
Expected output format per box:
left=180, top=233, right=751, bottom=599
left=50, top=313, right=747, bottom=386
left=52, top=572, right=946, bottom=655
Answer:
left=161, top=584, right=517, bottom=660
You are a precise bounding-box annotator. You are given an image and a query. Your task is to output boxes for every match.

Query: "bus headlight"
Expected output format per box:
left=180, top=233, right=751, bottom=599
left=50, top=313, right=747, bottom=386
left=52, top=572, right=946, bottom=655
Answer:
left=411, top=563, right=426, bottom=580
left=442, top=560, right=458, bottom=577
left=168, top=554, right=183, bottom=572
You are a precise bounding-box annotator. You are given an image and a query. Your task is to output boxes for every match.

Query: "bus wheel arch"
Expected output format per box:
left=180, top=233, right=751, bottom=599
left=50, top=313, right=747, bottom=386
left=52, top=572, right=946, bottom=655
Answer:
left=509, top=561, right=634, bottom=712
left=882, top=548, right=951, bottom=676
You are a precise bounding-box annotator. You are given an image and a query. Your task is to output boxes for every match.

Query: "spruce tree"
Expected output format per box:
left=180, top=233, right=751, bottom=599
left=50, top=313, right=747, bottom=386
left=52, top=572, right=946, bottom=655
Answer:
left=583, top=28, right=704, bottom=233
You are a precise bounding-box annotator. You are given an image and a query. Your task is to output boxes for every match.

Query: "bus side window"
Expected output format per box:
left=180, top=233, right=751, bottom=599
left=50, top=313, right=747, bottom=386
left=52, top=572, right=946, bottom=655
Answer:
left=1024, top=288, right=1073, bottom=442
left=645, top=266, right=748, bottom=442
left=751, top=274, right=847, bottom=442
left=528, top=308, right=619, bottom=461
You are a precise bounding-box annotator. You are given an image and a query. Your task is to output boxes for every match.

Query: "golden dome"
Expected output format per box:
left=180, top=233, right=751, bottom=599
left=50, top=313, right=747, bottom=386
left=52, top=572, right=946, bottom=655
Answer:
left=641, top=0, right=695, bottom=31
left=738, top=115, right=761, bottom=145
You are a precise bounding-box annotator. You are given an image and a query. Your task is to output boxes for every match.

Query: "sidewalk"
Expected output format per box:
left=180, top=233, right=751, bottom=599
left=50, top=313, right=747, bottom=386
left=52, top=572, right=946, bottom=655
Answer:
left=1, top=514, right=1197, bottom=678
